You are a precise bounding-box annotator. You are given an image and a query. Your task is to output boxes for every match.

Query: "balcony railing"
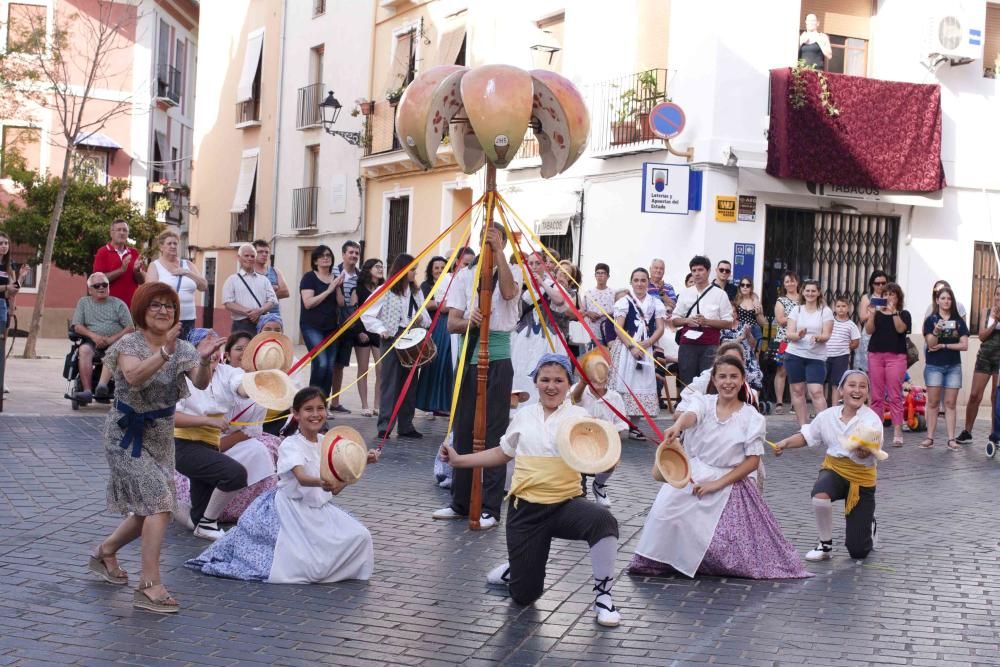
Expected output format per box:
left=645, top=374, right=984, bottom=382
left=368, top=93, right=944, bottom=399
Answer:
left=236, top=98, right=261, bottom=125
left=156, top=64, right=181, bottom=105
left=513, top=128, right=539, bottom=162
left=230, top=210, right=253, bottom=243
left=587, top=68, right=668, bottom=154
left=292, top=186, right=319, bottom=230
left=296, top=83, right=324, bottom=129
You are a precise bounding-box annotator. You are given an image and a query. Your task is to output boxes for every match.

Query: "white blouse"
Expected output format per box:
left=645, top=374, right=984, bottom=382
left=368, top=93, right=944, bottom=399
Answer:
left=681, top=393, right=765, bottom=468
left=499, top=402, right=588, bottom=458
left=801, top=405, right=882, bottom=467
left=577, top=386, right=628, bottom=431
left=613, top=293, right=667, bottom=341
left=176, top=363, right=243, bottom=416
left=276, top=433, right=332, bottom=508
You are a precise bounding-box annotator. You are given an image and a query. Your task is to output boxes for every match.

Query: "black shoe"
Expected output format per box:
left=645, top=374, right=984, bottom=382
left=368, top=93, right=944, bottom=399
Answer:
left=94, top=385, right=110, bottom=400
left=956, top=430, right=973, bottom=444
left=75, top=390, right=93, bottom=404
left=330, top=405, right=351, bottom=414
left=399, top=430, right=423, bottom=439
left=628, top=428, right=646, bottom=441
left=377, top=430, right=390, bottom=439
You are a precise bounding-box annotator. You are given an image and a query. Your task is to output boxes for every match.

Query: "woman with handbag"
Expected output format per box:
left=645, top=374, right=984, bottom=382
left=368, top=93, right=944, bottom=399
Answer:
left=864, top=283, right=911, bottom=448
left=771, top=271, right=800, bottom=415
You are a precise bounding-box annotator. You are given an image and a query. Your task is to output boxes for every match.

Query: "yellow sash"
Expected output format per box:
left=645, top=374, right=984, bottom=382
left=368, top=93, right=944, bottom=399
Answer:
left=507, top=456, right=581, bottom=506
left=820, top=455, right=876, bottom=516
left=174, top=413, right=224, bottom=447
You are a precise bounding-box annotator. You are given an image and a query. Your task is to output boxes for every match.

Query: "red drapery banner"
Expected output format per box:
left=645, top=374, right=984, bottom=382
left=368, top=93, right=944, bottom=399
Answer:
left=766, top=68, right=945, bottom=193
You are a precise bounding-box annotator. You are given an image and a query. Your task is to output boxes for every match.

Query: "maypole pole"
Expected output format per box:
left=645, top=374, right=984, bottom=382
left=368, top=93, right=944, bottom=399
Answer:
left=469, top=163, right=496, bottom=530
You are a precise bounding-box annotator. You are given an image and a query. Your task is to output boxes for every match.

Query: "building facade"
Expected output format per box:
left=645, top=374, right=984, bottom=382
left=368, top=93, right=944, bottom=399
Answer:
left=0, top=0, right=198, bottom=336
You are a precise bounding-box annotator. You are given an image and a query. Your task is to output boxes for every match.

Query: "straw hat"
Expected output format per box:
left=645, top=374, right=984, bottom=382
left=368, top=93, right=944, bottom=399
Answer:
left=556, top=416, right=621, bottom=474
left=839, top=423, right=889, bottom=461
left=652, top=439, right=691, bottom=488
left=241, top=332, right=294, bottom=372
left=580, top=347, right=611, bottom=385
left=319, top=426, right=368, bottom=486
left=241, top=369, right=297, bottom=412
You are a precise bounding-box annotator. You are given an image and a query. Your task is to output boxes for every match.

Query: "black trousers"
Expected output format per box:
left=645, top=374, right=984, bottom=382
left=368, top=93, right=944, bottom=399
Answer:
left=377, top=335, right=416, bottom=434
left=678, top=343, right=717, bottom=387
left=175, top=438, right=248, bottom=525
left=450, top=358, right=513, bottom=519
left=812, top=469, right=876, bottom=559
left=230, top=319, right=257, bottom=336
left=506, top=496, right=619, bottom=606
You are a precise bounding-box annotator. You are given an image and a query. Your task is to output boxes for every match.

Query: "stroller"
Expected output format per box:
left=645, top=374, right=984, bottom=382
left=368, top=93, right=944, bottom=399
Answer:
left=63, top=327, right=114, bottom=410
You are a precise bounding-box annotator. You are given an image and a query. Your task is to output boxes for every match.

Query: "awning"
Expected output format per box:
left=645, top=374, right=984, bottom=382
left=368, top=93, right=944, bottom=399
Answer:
left=74, top=131, right=121, bottom=150
left=434, top=16, right=465, bottom=68
left=230, top=149, right=259, bottom=213
left=739, top=168, right=943, bottom=208
left=385, top=28, right=414, bottom=93
left=236, top=29, right=264, bottom=103
left=535, top=213, right=573, bottom=236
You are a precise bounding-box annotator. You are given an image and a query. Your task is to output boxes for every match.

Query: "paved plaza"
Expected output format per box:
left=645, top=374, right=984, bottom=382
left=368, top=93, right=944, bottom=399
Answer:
left=0, top=346, right=999, bottom=665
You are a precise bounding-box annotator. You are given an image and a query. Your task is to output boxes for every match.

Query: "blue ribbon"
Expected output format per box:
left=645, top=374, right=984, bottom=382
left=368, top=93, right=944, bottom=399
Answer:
left=116, top=400, right=175, bottom=458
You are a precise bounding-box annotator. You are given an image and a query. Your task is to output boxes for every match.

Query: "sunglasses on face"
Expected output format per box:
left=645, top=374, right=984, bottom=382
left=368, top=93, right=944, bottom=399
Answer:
left=89, top=283, right=109, bottom=289
left=739, top=283, right=751, bottom=288
left=873, top=280, right=887, bottom=286
left=718, top=268, right=731, bottom=273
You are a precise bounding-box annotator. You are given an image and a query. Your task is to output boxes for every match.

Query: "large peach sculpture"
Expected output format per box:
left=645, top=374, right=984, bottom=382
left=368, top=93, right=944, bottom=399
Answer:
left=395, top=64, right=589, bottom=178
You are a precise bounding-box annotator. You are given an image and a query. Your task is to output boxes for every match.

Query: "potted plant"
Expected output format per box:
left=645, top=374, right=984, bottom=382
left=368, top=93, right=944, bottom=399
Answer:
left=634, top=69, right=667, bottom=140
left=609, top=88, right=638, bottom=145
left=385, top=86, right=405, bottom=106
left=153, top=196, right=171, bottom=222
left=356, top=97, right=375, bottom=116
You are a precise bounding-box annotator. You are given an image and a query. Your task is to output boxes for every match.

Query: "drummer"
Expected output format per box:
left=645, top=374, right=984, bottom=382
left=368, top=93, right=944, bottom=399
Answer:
left=360, top=253, right=431, bottom=439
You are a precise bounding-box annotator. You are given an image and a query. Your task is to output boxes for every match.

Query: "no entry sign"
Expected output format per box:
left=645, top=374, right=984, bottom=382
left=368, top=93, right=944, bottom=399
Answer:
left=649, top=102, right=686, bottom=140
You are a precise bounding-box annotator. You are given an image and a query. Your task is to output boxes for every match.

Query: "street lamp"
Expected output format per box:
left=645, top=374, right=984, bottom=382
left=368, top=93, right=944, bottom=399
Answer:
left=319, top=90, right=363, bottom=146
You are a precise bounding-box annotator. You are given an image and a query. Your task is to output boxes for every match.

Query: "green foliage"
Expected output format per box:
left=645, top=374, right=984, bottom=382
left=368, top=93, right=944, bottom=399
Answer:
left=0, top=162, right=163, bottom=277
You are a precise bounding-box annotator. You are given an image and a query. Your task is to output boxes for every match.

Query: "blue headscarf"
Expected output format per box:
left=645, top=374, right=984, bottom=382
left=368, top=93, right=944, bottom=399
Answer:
left=529, top=353, right=574, bottom=379
left=187, top=327, right=214, bottom=347
left=256, top=313, right=284, bottom=333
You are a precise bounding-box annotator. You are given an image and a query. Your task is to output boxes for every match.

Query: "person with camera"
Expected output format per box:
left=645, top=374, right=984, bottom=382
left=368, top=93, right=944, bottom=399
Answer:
left=920, top=286, right=969, bottom=450
left=863, top=283, right=911, bottom=448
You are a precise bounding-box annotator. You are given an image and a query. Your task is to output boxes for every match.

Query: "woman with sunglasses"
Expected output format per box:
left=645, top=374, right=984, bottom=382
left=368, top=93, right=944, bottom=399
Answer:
left=855, top=271, right=890, bottom=372
left=733, top=278, right=767, bottom=343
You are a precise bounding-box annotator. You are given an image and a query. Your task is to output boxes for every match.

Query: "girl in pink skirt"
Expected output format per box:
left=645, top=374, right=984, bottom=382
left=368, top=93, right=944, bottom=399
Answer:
left=629, top=356, right=809, bottom=579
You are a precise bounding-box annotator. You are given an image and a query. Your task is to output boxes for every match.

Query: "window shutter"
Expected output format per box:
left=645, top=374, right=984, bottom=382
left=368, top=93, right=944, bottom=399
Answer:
left=237, top=30, right=265, bottom=103
left=230, top=149, right=260, bottom=213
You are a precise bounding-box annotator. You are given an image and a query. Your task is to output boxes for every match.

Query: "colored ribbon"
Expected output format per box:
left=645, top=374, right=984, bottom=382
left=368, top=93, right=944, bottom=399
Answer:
left=115, top=400, right=175, bottom=458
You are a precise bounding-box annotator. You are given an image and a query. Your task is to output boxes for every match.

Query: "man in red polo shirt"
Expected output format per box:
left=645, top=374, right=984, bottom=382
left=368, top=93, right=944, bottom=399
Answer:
left=92, top=219, right=145, bottom=307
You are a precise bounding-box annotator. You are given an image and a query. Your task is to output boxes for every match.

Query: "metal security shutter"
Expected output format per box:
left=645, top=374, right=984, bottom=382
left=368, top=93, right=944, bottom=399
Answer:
left=386, top=196, right=409, bottom=268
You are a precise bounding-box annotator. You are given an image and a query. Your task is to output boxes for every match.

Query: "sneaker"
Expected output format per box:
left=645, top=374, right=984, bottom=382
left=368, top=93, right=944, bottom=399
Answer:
left=94, top=385, right=110, bottom=400
left=399, top=430, right=424, bottom=439
left=438, top=478, right=452, bottom=490
left=193, top=520, right=226, bottom=541
left=805, top=541, right=833, bottom=561
left=330, top=405, right=351, bottom=414
left=592, top=480, right=611, bottom=508
left=478, top=513, right=498, bottom=530
left=432, top=506, right=465, bottom=520
left=486, top=561, right=511, bottom=586
left=956, top=430, right=973, bottom=444
left=594, top=603, right=621, bottom=627
left=870, top=517, right=879, bottom=551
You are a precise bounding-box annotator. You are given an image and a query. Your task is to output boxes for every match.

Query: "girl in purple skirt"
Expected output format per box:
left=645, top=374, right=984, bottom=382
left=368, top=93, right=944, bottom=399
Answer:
left=629, top=356, right=810, bottom=579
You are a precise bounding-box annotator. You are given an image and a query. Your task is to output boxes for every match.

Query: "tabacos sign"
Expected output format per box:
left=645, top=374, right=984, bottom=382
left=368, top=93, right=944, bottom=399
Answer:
left=806, top=182, right=881, bottom=201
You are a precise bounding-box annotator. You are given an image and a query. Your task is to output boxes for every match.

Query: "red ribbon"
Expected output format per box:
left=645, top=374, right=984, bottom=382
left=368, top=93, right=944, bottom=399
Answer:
left=325, top=434, right=345, bottom=483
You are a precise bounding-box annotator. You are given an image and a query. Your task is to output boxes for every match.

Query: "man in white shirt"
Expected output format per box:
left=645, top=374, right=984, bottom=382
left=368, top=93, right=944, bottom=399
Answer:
left=433, top=223, right=522, bottom=529
left=671, top=255, right=735, bottom=386
left=222, top=244, right=278, bottom=335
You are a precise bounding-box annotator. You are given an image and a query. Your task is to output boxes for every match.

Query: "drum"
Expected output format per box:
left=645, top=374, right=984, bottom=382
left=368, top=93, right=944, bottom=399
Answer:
left=395, top=327, right=437, bottom=368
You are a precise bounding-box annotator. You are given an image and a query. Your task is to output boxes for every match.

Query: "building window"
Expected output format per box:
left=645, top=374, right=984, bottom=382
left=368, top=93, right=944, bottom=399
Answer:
left=984, top=2, right=1000, bottom=78
left=386, top=29, right=416, bottom=98
left=236, top=29, right=265, bottom=125
left=313, top=0, right=326, bottom=17
left=800, top=1, right=871, bottom=76
left=230, top=149, right=259, bottom=242
left=970, top=241, right=1000, bottom=332
left=386, top=196, right=410, bottom=268
left=11, top=248, right=36, bottom=288
left=0, top=126, right=41, bottom=178
left=533, top=13, right=565, bottom=73
left=5, top=3, right=46, bottom=53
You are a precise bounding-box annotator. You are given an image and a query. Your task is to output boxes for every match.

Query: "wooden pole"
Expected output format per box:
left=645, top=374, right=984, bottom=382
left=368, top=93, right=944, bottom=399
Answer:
left=469, top=163, right=496, bottom=530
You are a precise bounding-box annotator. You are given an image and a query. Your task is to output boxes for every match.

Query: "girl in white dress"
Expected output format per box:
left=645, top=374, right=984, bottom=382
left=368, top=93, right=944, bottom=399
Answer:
left=630, top=356, right=809, bottom=579
left=609, top=268, right=666, bottom=440
left=187, top=387, right=379, bottom=583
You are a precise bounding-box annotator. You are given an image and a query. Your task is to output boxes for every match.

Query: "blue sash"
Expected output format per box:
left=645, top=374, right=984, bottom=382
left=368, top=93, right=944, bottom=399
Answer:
left=116, top=400, right=175, bottom=458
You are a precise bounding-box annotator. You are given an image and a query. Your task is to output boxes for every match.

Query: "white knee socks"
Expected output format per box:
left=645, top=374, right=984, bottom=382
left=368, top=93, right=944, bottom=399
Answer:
left=202, top=489, right=238, bottom=524
left=813, top=497, right=833, bottom=542
left=590, top=536, right=617, bottom=608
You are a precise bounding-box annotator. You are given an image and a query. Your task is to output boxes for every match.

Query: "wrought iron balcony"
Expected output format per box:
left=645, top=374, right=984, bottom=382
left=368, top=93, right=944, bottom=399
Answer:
left=296, top=83, right=324, bottom=129
left=292, top=186, right=319, bottom=230
left=230, top=210, right=254, bottom=243
left=236, top=98, right=260, bottom=125
left=362, top=103, right=402, bottom=157
left=156, top=64, right=181, bottom=105
left=587, top=68, right=668, bottom=154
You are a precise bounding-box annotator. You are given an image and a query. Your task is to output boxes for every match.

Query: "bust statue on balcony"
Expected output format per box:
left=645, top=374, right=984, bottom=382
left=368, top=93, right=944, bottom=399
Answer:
left=798, top=14, right=832, bottom=70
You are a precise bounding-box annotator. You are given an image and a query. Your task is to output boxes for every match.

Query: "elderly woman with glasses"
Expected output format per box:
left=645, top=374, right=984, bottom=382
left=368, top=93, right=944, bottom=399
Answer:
left=89, top=282, right=227, bottom=614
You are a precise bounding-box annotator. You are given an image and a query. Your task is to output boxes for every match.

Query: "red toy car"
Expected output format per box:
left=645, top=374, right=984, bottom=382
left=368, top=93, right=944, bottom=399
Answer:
left=883, top=383, right=927, bottom=432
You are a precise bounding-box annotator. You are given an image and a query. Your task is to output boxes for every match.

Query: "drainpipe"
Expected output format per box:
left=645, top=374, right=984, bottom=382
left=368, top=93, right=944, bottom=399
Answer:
left=270, top=0, right=288, bottom=246
left=358, top=175, right=367, bottom=259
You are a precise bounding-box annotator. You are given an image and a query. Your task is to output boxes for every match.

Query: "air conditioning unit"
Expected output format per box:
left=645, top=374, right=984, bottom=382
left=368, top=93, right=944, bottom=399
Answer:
left=927, top=4, right=985, bottom=65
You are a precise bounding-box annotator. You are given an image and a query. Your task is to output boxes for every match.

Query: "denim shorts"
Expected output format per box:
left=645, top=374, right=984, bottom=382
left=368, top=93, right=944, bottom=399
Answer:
left=924, top=363, right=962, bottom=389
left=784, top=353, right=827, bottom=385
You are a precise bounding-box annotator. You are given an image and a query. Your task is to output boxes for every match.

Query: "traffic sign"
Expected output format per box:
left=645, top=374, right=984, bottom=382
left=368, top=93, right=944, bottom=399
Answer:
left=649, top=102, right=686, bottom=140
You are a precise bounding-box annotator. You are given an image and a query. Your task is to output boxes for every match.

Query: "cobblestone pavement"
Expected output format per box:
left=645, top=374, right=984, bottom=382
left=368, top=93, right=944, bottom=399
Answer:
left=0, top=410, right=998, bottom=666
